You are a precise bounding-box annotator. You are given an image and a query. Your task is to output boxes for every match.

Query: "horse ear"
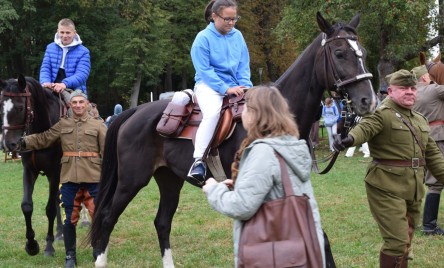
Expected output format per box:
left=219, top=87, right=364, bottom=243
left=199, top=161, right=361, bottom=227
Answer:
left=349, top=12, right=360, bottom=29
left=317, top=12, right=333, bottom=35
left=18, top=74, right=27, bottom=90
left=433, top=53, right=441, bottom=63
left=419, top=52, right=426, bottom=65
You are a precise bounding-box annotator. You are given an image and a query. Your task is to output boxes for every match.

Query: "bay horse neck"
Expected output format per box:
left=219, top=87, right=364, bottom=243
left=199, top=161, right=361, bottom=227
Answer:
left=276, top=34, right=325, bottom=140
left=25, top=78, right=60, bottom=134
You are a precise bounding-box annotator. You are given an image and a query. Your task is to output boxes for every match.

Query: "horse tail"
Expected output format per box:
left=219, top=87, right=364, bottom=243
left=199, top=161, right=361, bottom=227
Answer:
left=87, top=107, right=137, bottom=247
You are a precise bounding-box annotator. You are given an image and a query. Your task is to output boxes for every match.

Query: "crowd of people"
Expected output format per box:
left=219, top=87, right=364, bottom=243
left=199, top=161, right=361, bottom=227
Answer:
left=4, top=1, right=444, bottom=267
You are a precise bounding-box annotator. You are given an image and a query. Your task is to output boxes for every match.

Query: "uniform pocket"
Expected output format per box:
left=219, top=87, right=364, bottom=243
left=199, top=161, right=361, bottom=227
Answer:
left=418, top=124, right=430, bottom=147
left=85, top=130, right=98, bottom=137
left=89, top=157, right=102, bottom=165
left=60, top=156, right=70, bottom=165
left=390, top=122, right=411, bottom=144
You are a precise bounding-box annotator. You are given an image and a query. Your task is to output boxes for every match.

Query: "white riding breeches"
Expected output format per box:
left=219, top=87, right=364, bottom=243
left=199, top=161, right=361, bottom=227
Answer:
left=193, top=82, right=223, bottom=158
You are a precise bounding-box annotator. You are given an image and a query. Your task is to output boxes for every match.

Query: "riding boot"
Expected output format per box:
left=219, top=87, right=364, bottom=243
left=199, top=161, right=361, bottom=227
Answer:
left=63, top=224, right=77, bottom=268
left=379, top=251, right=408, bottom=268
left=422, top=193, right=444, bottom=235
left=186, top=158, right=207, bottom=187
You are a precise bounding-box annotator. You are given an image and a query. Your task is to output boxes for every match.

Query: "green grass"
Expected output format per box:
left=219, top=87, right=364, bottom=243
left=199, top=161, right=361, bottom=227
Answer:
left=1, top=141, right=443, bottom=267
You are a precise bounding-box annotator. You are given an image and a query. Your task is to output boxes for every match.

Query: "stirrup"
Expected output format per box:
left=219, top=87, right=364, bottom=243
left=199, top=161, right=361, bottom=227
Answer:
left=186, top=159, right=207, bottom=187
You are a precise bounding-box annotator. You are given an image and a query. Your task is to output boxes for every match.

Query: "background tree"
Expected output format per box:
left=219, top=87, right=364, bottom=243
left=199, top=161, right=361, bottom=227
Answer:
left=275, top=0, right=440, bottom=91
left=1, top=1, right=443, bottom=115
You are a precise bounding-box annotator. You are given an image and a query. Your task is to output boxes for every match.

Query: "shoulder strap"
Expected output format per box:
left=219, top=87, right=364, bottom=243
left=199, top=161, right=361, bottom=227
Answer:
left=387, top=107, right=426, bottom=156
left=274, top=152, right=295, bottom=197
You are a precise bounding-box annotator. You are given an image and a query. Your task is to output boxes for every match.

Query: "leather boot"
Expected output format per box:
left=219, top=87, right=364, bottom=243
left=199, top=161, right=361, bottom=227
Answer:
left=422, top=193, right=444, bottom=235
left=63, top=224, right=76, bottom=268
left=379, top=251, right=408, bottom=268
left=186, top=158, right=207, bottom=187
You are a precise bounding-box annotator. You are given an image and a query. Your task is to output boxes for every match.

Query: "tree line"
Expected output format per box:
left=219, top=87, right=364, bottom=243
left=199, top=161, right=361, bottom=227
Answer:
left=1, top=0, right=442, bottom=116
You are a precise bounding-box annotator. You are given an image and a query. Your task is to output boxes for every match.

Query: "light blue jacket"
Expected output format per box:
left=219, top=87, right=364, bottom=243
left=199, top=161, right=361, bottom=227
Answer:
left=206, top=135, right=325, bottom=267
left=191, top=22, right=252, bottom=94
left=40, top=33, right=91, bottom=94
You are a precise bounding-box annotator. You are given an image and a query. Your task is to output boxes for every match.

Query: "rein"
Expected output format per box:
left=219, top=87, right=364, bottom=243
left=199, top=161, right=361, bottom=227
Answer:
left=311, top=98, right=356, bottom=174
left=310, top=32, right=372, bottom=174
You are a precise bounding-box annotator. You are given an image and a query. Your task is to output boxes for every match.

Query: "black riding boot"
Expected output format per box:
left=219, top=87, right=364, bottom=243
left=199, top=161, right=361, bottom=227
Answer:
left=63, top=224, right=77, bottom=268
left=186, top=158, right=207, bottom=187
left=422, top=193, right=444, bottom=235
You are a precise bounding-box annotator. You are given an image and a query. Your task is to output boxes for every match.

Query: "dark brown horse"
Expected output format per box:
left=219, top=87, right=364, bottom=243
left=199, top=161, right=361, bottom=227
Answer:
left=90, top=12, right=376, bottom=268
left=0, top=75, right=63, bottom=257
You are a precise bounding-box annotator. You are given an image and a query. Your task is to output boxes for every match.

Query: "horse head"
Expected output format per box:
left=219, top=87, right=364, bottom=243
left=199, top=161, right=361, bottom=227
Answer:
left=0, top=74, right=32, bottom=151
left=315, top=12, right=377, bottom=116
left=426, top=53, right=444, bottom=85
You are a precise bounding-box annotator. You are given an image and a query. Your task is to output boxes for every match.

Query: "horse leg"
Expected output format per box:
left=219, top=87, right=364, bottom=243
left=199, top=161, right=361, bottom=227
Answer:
left=22, top=169, right=40, bottom=256
left=95, top=176, right=151, bottom=268
left=43, top=173, right=60, bottom=257
left=153, top=168, right=184, bottom=268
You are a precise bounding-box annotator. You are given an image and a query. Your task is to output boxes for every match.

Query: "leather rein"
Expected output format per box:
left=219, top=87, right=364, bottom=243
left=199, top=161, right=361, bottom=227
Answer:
left=311, top=32, right=372, bottom=174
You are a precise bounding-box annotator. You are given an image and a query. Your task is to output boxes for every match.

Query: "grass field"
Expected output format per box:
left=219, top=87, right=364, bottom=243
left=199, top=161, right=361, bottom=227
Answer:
left=1, top=140, right=444, bottom=267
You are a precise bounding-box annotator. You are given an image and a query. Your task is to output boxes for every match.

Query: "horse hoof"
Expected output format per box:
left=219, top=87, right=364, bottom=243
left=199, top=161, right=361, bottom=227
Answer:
left=44, top=250, right=55, bottom=257
left=25, top=240, right=40, bottom=256
left=55, top=233, right=64, bottom=241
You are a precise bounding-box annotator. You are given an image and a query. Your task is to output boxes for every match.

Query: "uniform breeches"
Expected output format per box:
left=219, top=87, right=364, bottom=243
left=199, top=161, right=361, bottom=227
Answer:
left=193, top=82, right=223, bottom=158
left=365, top=182, right=420, bottom=256
left=425, top=141, right=444, bottom=194
left=60, top=182, right=98, bottom=226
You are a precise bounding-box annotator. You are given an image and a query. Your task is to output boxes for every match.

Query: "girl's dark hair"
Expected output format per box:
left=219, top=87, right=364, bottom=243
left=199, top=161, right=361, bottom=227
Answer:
left=204, top=0, right=238, bottom=24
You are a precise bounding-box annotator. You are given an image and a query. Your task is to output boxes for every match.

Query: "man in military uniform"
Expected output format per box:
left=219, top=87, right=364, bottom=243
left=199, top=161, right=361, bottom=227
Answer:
left=412, top=64, right=444, bottom=235
left=334, top=69, right=444, bottom=267
left=19, top=90, right=106, bottom=268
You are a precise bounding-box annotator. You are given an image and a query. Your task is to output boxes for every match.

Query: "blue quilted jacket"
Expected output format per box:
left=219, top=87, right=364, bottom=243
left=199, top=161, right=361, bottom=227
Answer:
left=40, top=34, right=91, bottom=94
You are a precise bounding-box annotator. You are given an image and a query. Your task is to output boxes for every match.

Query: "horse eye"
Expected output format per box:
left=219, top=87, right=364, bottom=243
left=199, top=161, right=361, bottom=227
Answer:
left=335, top=50, right=345, bottom=59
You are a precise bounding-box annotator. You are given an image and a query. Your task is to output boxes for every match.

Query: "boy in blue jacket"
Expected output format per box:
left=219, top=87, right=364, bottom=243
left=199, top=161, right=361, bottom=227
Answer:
left=40, top=18, right=91, bottom=102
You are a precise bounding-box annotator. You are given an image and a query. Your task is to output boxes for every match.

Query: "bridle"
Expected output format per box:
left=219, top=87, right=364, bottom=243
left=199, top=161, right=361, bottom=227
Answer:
left=0, top=84, right=34, bottom=141
left=321, top=32, right=373, bottom=98
left=312, top=31, right=373, bottom=174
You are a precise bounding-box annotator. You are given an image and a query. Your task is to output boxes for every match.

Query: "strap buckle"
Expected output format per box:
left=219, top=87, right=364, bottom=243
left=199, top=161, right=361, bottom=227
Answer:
left=412, top=158, right=419, bottom=168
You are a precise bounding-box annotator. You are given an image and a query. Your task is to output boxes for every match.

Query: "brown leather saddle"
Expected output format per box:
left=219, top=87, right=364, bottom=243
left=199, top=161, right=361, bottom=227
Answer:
left=156, top=92, right=245, bottom=151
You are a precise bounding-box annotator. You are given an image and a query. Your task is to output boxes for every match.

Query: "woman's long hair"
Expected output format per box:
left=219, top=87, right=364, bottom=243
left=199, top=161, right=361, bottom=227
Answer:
left=231, top=85, right=299, bottom=182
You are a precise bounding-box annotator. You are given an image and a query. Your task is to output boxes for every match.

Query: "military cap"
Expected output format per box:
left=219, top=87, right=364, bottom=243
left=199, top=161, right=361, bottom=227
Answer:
left=411, top=65, right=427, bottom=80
left=389, top=69, right=417, bottom=86
left=69, top=89, right=88, bottom=100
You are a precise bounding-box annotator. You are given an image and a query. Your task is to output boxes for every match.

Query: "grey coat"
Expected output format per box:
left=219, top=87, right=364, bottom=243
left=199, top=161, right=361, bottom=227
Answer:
left=206, top=135, right=325, bottom=267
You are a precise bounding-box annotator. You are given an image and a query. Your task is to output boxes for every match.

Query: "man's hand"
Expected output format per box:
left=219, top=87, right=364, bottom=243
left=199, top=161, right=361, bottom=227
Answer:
left=17, top=137, right=26, bottom=151
left=333, top=134, right=354, bottom=152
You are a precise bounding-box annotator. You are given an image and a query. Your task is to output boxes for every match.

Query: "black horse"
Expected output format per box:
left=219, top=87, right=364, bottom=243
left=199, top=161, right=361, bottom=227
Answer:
left=90, top=12, right=376, bottom=267
left=0, top=75, right=63, bottom=256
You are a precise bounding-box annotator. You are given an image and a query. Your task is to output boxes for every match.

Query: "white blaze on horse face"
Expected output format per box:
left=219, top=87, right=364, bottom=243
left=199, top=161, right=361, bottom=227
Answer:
left=348, top=39, right=377, bottom=112
left=2, top=99, right=14, bottom=137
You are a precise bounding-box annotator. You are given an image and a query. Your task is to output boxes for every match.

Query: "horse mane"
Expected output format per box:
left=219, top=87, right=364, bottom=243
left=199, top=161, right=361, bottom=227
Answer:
left=24, top=77, right=59, bottom=133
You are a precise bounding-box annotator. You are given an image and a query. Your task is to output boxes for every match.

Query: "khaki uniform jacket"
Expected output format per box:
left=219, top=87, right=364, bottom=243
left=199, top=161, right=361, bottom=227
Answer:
left=413, top=82, right=444, bottom=141
left=24, top=114, right=107, bottom=184
left=349, top=97, right=444, bottom=201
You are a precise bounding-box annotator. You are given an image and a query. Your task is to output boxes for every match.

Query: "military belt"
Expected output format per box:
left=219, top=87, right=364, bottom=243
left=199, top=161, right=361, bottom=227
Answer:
left=63, top=151, right=99, bottom=157
left=373, top=158, right=425, bottom=168
left=429, top=120, right=444, bottom=126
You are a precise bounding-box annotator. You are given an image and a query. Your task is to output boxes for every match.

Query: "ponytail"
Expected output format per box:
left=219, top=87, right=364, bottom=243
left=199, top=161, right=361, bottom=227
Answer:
left=204, top=0, right=215, bottom=24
